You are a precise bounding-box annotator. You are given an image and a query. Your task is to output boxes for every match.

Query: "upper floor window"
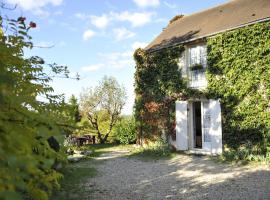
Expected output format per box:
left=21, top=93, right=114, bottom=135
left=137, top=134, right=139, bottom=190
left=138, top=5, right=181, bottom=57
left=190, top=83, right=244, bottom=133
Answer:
left=188, top=44, right=207, bottom=89
left=189, top=45, right=207, bottom=68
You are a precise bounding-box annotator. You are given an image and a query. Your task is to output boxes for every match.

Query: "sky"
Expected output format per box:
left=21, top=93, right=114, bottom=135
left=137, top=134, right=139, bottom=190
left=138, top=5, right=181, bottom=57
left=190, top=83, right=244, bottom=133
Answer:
left=4, top=0, right=228, bottom=115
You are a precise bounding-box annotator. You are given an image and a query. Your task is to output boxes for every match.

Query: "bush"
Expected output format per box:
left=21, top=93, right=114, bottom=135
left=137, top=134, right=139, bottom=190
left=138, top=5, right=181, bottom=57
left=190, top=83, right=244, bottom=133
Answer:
left=128, top=139, right=174, bottom=160
left=114, top=116, right=136, bottom=144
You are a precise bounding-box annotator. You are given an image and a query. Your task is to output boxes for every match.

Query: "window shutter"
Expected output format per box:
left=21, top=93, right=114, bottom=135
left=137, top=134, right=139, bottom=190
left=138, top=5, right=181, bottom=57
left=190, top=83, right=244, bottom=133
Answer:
left=176, top=101, right=188, bottom=150
left=178, top=50, right=186, bottom=77
left=202, top=101, right=212, bottom=151
left=209, top=99, right=223, bottom=154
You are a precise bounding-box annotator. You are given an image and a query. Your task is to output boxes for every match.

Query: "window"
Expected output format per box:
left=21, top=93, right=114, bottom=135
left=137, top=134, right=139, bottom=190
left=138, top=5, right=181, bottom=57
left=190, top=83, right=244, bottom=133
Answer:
left=188, top=44, right=207, bottom=88
left=189, top=45, right=207, bottom=67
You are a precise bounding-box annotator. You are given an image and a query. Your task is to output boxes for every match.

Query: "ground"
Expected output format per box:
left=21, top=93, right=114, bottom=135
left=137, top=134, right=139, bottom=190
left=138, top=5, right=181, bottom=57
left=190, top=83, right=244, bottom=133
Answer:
left=53, top=145, right=270, bottom=200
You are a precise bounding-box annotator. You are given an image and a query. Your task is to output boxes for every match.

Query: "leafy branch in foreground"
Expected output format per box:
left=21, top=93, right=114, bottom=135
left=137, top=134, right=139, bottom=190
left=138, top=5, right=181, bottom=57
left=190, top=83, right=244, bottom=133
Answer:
left=0, top=11, right=78, bottom=200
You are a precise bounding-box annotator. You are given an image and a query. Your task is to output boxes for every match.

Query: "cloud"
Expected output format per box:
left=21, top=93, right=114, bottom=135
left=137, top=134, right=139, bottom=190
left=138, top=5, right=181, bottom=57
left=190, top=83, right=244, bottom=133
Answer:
left=81, top=64, right=103, bottom=72
left=54, top=10, right=63, bottom=15
left=98, top=51, right=134, bottom=69
left=132, top=41, right=148, bottom=49
left=113, top=11, right=154, bottom=27
left=105, top=52, right=133, bottom=69
left=83, top=29, right=95, bottom=41
left=75, top=11, right=154, bottom=28
left=81, top=51, right=133, bottom=73
left=164, top=1, right=177, bottom=9
left=35, top=41, right=54, bottom=47
left=113, top=27, right=135, bottom=41
left=74, top=13, right=87, bottom=20
left=6, top=0, right=63, bottom=16
left=133, top=0, right=160, bottom=7
left=90, top=14, right=110, bottom=29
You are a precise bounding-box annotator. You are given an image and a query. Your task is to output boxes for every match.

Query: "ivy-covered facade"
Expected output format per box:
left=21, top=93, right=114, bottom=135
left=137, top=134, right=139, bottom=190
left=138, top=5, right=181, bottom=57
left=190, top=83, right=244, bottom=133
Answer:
left=134, top=0, right=270, bottom=157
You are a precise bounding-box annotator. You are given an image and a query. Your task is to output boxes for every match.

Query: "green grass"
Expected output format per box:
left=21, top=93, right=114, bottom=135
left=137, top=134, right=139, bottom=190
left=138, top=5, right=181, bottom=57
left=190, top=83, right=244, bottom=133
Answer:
left=127, top=143, right=176, bottom=161
left=51, top=163, right=97, bottom=200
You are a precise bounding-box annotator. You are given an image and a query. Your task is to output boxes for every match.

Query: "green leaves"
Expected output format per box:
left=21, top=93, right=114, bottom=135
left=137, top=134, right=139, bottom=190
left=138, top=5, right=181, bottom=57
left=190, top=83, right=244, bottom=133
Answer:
left=207, top=21, right=270, bottom=156
left=0, top=10, right=72, bottom=200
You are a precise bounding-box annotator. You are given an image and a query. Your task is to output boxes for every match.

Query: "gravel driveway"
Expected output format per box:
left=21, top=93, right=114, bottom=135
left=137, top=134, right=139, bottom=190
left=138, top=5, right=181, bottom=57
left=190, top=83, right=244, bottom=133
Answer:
left=83, top=149, right=270, bottom=200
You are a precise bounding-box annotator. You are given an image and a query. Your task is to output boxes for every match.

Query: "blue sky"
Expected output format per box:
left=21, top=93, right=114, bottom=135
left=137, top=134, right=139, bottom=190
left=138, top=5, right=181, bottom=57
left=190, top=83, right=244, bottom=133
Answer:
left=5, top=0, right=228, bottom=114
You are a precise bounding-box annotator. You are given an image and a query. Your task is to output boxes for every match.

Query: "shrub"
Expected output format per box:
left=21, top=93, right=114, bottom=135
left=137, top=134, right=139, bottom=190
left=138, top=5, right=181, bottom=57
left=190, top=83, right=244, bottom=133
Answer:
left=114, top=116, right=136, bottom=144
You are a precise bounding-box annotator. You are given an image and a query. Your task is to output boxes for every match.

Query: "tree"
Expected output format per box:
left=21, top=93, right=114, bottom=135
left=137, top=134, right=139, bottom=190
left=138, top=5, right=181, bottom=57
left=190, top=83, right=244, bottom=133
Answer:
left=68, top=94, right=81, bottom=123
left=80, top=76, right=127, bottom=143
left=0, top=7, right=78, bottom=200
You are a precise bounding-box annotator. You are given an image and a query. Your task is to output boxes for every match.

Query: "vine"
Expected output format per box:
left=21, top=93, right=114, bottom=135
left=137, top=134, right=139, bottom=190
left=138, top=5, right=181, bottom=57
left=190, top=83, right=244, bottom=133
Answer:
left=206, top=21, right=270, bottom=156
left=134, top=45, right=203, bottom=142
left=134, top=21, right=270, bottom=159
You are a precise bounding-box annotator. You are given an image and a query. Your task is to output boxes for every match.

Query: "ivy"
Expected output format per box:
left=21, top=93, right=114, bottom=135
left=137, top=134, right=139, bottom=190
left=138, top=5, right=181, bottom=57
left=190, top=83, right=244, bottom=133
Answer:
left=134, top=20, right=270, bottom=158
left=206, top=21, right=270, bottom=155
left=134, top=45, right=195, bottom=141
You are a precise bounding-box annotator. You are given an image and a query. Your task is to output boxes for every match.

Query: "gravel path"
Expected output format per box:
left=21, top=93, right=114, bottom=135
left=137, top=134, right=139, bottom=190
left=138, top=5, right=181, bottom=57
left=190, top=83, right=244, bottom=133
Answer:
left=84, top=150, right=270, bottom=200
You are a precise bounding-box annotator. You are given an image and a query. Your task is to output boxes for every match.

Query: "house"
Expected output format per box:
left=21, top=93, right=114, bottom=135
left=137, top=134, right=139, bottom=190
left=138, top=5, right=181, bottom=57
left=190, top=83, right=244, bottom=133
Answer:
left=142, top=0, right=270, bottom=155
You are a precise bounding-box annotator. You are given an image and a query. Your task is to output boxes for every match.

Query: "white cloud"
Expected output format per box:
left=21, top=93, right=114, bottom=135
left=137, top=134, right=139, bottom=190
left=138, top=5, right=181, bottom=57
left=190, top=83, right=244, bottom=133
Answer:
left=113, top=28, right=135, bottom=41
left=133, top=0, right=160, bottom=7
left=113, top=11, right=154, bottom=27
left=90, top=14, right=110, bottom=29
left=74, top=13, right=87, bottom=20
left=75, top=11, right=154, bottom=28
left=164, top=1, right=177, bottom=9
left=6, top=0, right=63, bottom=12
left=35, top=41, right=54, bottom=47
left=83, top=29, right=95, bottom=41
left=81, top=64, right=103, bottom=72
left=132, top=41, right=148, bottom=49
left=81, top=51, right=133, bottom=73
left=98, top=51, right=134, bottom=69
left=54, top=10, right=63, bottom=15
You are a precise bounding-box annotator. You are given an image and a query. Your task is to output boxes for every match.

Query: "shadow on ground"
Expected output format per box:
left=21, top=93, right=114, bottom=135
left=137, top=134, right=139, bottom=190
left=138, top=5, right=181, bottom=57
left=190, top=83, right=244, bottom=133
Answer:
left=86, top=148, right=270, bottom=200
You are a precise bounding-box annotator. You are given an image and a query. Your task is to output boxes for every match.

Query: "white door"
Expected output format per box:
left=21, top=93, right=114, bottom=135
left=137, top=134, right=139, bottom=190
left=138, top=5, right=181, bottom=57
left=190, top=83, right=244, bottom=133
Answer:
left=209, top=99, right=222, bottom=154
left=175, top=101, right=188, bottom=150
left=202, top=101, right=212, bottom=151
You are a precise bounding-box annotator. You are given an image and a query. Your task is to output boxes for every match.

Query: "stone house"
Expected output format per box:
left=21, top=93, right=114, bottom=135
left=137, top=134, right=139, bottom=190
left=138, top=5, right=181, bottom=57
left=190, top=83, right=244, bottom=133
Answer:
left=144, top=0, right=270, bottom=155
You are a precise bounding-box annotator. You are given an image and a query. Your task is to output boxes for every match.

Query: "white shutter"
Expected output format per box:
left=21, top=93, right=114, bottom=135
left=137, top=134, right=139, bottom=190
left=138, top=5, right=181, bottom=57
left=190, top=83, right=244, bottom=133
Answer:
left=209, top=99, right=223, bottom=154
left=176, top=101, right=188, bottom=150
left=178, top=50, right=186, bottom=77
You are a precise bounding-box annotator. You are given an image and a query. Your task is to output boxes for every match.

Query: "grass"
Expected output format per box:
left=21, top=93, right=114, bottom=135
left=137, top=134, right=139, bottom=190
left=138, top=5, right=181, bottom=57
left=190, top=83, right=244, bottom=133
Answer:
left=127, top=142, right=176, bottom=161
left=52, top=162, right=97, bottom=200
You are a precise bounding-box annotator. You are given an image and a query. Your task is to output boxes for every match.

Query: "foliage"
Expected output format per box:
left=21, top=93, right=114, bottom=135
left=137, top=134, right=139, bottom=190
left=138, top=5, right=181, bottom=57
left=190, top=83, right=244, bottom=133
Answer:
left=128, top=140, right=174, bottom=161
left=134, top=20, right=270, bottom=161
left=190, top=63, right=204, bottom=71
left=52, top=165, right=97, bottom=200
left=113, top=116, right=136, bottom=144
left=0, top=12, right=77, bottom=200
left=134, top=45, right=202, bottom=142
left=169, top=14, right=184, bottom=24
left=206, top=21, right=270, bottom=159
left=68, top=94, right=82, bottom=123
left=80, top=76, right=127, bottom=143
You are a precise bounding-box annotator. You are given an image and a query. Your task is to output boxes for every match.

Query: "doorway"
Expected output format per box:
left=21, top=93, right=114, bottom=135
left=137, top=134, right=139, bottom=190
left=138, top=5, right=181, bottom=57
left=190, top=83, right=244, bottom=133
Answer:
left=193, top=102, right=202, bottom=148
